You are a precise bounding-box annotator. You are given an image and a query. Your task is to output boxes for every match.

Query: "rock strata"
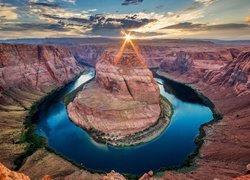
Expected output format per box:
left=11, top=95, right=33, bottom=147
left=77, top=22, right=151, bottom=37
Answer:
left=204, top=51, right=250, bottom=95
left=0, top=43, right=84, bottom=169
left=157, top=50, right=250, bottom=179
left=67, top=46, right=171, bottom=146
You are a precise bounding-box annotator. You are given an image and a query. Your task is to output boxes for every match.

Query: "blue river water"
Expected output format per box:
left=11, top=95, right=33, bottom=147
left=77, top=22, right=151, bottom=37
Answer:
left=35, top=69, right=213, bottom=175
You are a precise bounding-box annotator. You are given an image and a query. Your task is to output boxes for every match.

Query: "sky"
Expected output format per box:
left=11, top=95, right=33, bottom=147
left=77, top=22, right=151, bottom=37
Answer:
left=0, top=0, right=249, bottom=40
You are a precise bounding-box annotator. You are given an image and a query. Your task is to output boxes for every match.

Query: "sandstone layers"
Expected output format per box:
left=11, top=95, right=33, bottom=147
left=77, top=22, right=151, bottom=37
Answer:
left=0, top=43, right=85, bottom=177
left=157, top=51, right=250, bottom=179
left=67, top=46, right=169, bottom=146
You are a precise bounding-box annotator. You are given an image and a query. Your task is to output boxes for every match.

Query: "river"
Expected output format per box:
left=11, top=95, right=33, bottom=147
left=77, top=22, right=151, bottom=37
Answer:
left=35, top=69, right=213, bottom=175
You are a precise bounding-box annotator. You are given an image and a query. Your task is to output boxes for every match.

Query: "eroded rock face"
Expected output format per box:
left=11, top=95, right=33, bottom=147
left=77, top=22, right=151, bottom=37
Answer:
left=70, top=45, right=105, bottom=66
left=204, top=51, right=250, bottom=95
left=157, top=48, right=250, bottom=179
left=0, top=43, right=84, bottom=169
left=0, top=43, right=83, bottom=91
left=67, top=46, right=162, bottom=145
left=159, top=51, right=194, bottom=74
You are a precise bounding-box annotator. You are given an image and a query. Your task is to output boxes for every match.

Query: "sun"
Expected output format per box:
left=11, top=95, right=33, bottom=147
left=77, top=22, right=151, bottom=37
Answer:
left=121, top=30, right=133, bottom=42
left=125, top=34, right=132, bottom=41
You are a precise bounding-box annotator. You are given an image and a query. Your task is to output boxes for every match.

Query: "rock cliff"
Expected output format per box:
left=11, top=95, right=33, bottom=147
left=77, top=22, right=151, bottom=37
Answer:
left=157, top=48, right=250, bottom=179
left=159, top=51, right=194, bottom=74
left=204, top=51, right=250, bottom=95
left=70, top=45, right=105, bottom=66
left=67, top=45, right=171, bottom=146
left=0, top=43, right=84, bottom=169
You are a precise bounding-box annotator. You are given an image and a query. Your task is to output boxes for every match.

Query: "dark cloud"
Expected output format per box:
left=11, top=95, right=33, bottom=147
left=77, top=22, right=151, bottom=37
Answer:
left=163, top=22, right=250, bottom=31
left=155, top=5, right=164, bottom=9
left=122, top=0, right=144, bottom=6
left=24, top=12, right=155, bottom=35
left=163, top=22, right=203, bottom=29
left=42, top=14, right=90, bottom=24
left=90, top=14, right=155, bottom=31
left=130, top=31, right=166, bottom=36
left=208, top=23, right=249, bottom=30
left=0, top=23, right=67, bottom=32
left=29, top=2, right=60, bottom=8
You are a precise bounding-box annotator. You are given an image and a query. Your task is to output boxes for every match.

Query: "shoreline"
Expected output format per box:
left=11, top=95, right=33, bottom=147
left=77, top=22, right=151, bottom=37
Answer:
left=71, top=95, right=173, bottom=147
left=153, top=70, right=223, bottom=174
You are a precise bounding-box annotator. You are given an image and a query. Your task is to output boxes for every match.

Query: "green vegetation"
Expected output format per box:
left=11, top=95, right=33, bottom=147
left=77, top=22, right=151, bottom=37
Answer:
left=14, top=102, right=47, bottom=170
left=13, top=73, right=84, bottom=170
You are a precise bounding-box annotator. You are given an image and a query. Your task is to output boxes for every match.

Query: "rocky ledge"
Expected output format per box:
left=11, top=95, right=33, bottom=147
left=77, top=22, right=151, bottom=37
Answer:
left=67, top=46, right=172, bottom=146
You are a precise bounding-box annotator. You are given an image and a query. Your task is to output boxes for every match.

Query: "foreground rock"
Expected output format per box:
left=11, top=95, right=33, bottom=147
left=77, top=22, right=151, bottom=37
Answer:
left=102, top=170, right=126, bottom=180
left=67, top=46, right=171, bottom=146
left=0, top=163, right=30, bottom=180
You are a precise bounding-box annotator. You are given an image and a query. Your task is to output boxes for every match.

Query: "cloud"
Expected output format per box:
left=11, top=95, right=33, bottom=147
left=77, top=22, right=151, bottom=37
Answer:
left=26, top=1, right=156, bottom=37
left=29, top=2, right=60, bottom=8
left=0, top=22, right=67, bottom=32
left=246, top=16, right=250, bottom=23
left=88, top=9, right=97, bottom=12
left=0, top=3, right=19, bottom=20
left=132, top=0, right=216, bottom=33
left=163, top=22, right=250, bottom=31
left=63, top=0, right=76, bottom=4
left=122, top=0, right=144, bottom=6
left=90, top=14, right=155, bottom=31
left=29, top=3, right=90, bottom=23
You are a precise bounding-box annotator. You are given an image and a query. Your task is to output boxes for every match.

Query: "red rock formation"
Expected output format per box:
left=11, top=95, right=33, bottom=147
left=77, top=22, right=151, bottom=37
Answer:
left=0, top=163, right=30, bottom=180
left=102, top=170, right=126, bottom=180
left=67, top=46, right=162, bottom=145
left=70, top=45, right=105, bottom=66
left=204, top=51, right=250, bottom=95
left=0, top=43, right=84, bottom=169
left=159, top=51, right=194, bottom=74
left=233, top=174, right=250, bottom=180
left=0, top=43, right=83, bottom=91
left=157, top=50, right=250, bottom=179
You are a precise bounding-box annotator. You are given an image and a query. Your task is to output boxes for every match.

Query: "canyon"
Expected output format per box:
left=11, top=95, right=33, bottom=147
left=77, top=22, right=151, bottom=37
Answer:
left=0, top=40, right=249, bottom=179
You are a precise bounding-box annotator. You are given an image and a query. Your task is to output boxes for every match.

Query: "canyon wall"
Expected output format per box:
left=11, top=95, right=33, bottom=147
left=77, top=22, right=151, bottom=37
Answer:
left=0, top=43, right=84, bottom=173
left=157, top=50, right=250, bottom=179
left=70, top=45, right=105, bottom=66
left=69, top=43, right=245, bottom=70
